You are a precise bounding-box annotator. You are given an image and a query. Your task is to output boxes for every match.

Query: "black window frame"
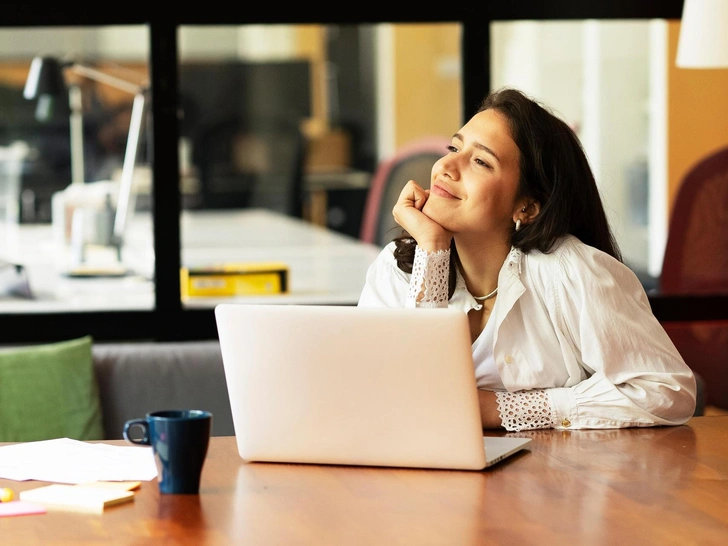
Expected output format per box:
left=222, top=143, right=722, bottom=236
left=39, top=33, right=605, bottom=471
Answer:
left=1, top=2, right=717, bottom=344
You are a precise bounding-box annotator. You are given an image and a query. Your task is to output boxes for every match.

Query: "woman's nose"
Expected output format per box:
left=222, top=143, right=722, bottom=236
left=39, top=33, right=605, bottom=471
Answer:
left=435, top=154, right=458, bottom=180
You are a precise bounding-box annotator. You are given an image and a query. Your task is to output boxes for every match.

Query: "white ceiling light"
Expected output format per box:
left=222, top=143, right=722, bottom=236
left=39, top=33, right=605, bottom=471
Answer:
left=676, top=0, right=728, bottom=68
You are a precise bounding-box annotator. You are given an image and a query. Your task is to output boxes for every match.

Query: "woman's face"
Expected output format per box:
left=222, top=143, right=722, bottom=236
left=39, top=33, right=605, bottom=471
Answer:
left=423, top=108, right=523, bottom=239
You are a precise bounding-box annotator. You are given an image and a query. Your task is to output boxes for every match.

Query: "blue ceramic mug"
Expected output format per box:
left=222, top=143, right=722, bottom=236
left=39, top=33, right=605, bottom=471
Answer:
left=123, top=409, right=212, bottom=494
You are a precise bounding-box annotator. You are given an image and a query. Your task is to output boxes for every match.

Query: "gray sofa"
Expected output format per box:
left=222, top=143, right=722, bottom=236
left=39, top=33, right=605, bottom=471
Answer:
left=92, top=340, right=235, bottom=440
left=90, top=339, right=705, bottom=441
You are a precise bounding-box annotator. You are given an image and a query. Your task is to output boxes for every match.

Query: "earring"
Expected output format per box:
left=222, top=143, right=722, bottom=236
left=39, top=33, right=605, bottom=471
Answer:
left=515, top=219, right=522, bottom=232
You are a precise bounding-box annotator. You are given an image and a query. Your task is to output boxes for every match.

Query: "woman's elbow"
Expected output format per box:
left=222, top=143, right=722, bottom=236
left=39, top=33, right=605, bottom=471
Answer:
left=656, top=374, right=698, bottom=424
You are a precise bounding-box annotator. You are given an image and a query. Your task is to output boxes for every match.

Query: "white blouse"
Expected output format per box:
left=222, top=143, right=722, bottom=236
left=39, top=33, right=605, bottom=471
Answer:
left=472, top=303, right=504, bottom=391
left=358, top=236, right=697, bottom=432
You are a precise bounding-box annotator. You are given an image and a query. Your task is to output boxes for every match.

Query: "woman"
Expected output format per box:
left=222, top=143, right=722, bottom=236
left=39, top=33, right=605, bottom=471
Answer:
left=358, top=87, right=696, bottom=432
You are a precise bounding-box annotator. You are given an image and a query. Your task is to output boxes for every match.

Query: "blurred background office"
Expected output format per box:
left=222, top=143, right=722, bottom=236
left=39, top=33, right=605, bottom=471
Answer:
left=0, top=8, right=726, bottom=338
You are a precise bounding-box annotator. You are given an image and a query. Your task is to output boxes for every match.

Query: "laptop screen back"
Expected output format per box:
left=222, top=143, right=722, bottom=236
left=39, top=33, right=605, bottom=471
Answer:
left=215, top=304, right=490, bottom=470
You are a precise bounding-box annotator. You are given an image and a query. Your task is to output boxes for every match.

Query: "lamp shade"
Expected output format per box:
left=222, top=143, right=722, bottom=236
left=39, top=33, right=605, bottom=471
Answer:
left=23, top=56, right=70, bottom=121
left=676, top=0, right=728, bottom=68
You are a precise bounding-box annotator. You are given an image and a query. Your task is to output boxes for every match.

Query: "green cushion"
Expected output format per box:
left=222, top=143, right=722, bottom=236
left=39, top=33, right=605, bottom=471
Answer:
left=0, top=336, right=104, bottom=442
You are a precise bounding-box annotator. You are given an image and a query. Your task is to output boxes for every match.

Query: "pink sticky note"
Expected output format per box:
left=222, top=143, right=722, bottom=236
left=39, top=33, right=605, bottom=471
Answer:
left=0, top=501, right=47, bottom=517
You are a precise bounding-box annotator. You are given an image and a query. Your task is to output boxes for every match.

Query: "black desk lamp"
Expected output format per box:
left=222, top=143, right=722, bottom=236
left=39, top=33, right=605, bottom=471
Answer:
left=23, top=56, right=148, bottom=270
left=22, top=56, right=70, bottom=122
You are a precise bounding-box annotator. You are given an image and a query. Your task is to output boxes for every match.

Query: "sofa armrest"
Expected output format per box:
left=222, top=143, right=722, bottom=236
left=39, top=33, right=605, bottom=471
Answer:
left=92, top=341, right=234, bottom=439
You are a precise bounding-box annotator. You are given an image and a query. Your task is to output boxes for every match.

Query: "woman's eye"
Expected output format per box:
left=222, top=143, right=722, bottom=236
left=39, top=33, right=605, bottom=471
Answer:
left=446, top=145, right=458, bottom=153
left=474, top=158, right=493, bottom=169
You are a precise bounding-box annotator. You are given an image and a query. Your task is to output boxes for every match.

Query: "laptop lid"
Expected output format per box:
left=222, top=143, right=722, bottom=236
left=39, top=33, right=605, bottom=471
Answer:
left=215, top=304, right=531, bottom=470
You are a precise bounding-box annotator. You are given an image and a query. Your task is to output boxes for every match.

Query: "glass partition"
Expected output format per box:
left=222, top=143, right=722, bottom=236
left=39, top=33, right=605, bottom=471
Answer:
left=0, top=25, right=154, bottom=312
left=177, top=23, right=462, bottom=307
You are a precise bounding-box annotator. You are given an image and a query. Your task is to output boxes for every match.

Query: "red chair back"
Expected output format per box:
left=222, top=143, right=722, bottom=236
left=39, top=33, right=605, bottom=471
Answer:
left=661, top=146, right=728, bottom=294
left=360, top=137, right=451, bottom=246
left=660, top=146, right=728, bottom=410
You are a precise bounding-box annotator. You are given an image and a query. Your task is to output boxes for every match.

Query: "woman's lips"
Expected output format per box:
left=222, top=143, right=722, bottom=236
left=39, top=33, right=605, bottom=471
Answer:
left=431, top=184, right=459, bottom=199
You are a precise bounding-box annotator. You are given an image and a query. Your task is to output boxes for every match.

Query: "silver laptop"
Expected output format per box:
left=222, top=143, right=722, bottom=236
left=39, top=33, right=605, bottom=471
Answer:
left=215, top=304, right=532, bottom=470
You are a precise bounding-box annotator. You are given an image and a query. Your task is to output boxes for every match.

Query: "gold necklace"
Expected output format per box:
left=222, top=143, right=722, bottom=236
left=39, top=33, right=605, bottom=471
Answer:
left=472, top=287, right=498, bottom=301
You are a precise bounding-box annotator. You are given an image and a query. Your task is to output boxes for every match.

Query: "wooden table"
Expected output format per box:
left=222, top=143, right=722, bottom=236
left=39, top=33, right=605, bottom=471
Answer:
left=2, top=416, right=727, bottom=545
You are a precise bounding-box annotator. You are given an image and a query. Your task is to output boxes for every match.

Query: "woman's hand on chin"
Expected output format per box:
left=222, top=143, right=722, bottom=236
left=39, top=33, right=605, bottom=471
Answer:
left=392, top=180, right=452, bottom=252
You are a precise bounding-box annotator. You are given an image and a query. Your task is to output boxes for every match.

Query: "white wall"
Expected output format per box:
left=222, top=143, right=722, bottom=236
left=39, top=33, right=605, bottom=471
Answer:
left=0, top=26, right=148, bottom=60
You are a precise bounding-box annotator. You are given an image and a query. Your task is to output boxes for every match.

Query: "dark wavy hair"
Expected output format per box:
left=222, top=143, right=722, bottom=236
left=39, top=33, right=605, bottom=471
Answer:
left=392, top=87, right=622, bottom=298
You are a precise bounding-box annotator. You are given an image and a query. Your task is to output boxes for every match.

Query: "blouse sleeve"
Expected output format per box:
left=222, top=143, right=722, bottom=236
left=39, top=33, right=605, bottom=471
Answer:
left=357, top=243, right=410, bottom=308
left=358, top=243, right=451, bottom=309
left=495, top=390, right=553, bottom=432
left=494, top=244, right=696, bottom=432
left=407, top=246, right=450, bottom=308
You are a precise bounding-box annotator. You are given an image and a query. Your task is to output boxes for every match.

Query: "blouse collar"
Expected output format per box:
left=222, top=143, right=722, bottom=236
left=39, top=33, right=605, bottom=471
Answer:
left=453, top=246, right=522, bottom=312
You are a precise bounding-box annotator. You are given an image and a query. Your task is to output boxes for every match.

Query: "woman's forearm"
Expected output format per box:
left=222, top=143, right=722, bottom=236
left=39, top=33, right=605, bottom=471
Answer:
left=478, top=389, right=504, bottom=429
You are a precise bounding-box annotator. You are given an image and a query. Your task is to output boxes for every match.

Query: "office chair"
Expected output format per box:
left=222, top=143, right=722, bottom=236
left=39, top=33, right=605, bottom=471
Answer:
left=360, top=136, right=450, bottom=247
left=192, top=117, right=306, bottom=218
left=659, top=145, right=728, bottom=411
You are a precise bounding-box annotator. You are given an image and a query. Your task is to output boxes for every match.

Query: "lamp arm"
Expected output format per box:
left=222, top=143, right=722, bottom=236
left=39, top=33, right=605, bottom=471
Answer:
left=67, top=63, right=146, bottom=95
left=64, top=61, right=148, bottom=254
left=113, top=92, right=145, bottom=241
left=68, top=85, right=85, bottom=184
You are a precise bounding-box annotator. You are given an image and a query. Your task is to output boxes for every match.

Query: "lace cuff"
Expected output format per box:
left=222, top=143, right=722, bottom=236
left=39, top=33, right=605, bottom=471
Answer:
left=407, top=246, right=450, bottom=308
left=495, top=390, right=553, bottom=432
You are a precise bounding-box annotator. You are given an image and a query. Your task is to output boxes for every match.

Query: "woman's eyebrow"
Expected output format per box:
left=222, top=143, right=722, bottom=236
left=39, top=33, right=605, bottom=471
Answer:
left=454, top=132, right=500, bottom=162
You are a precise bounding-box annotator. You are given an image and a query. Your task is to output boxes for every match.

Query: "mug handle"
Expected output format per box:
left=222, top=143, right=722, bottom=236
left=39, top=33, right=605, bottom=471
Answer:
left=123, top=418, right=151, bottom=445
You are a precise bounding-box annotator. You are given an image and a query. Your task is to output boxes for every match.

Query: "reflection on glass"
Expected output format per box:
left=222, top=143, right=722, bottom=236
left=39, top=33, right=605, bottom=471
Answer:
left=177, top=24, right=461, bottom=307
left=0, top=26, right=154, bottom=312
left=0, top=258, right=32, bottom=299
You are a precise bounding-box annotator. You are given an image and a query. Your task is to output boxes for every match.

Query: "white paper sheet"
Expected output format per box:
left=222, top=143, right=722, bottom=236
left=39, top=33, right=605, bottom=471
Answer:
left=0, top=438, right=157, bottom=484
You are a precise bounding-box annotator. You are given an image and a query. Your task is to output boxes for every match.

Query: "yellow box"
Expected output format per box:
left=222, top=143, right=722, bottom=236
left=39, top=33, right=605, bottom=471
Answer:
left=180, top=262, right=289, bottom=298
